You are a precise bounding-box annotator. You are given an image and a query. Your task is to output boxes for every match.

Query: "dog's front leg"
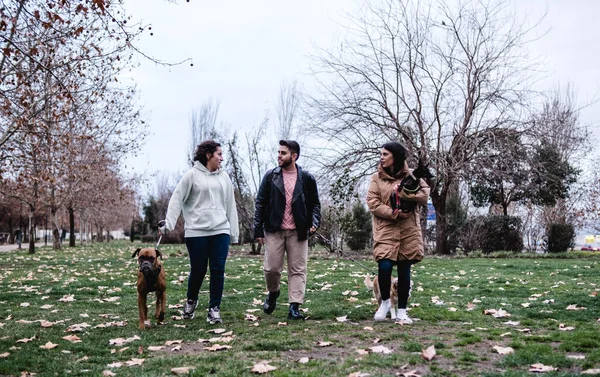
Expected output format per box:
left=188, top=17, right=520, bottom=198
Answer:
left=390, top=307, right=397, bottom=320
left=138, top=293, right=149, bottom=329
left=155, top=290, right=166, bottom=322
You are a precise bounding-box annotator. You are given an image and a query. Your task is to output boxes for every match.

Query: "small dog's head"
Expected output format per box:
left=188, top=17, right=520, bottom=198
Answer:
left=412, top=160, right=434, bottom=180
left=132, top=247, right=162, bottom=273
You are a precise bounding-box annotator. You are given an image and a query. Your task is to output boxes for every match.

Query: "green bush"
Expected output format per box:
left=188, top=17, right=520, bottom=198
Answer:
left=546, top=223, right=575, bottom=253
left=460, top=215, right=523, bottom=253
left=140, top=234, right=157, bottom=243
left=342, top=201, right=372, bottom=252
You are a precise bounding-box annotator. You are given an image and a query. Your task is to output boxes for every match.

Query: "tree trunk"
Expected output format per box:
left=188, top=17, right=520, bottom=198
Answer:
left=432, top=193, right=450, bottom=255
left=51, top=208, right=61, bottom=249
left=28, top=211, right=35, bottom=254
left=69, top=206, right=76, bottom=247
left=106, top=230, right=110, bottom=242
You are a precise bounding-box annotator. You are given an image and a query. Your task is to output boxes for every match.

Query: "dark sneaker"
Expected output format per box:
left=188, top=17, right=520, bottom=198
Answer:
left=182, top=299, right=198, bottom=319
left=207, top=307, right=222, bottom=324
left=263, top=290, right=280, bottom=314
left=288, top=303, right=305, bottom=320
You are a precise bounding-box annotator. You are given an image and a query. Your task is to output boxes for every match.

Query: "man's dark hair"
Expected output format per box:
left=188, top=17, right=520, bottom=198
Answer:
left=279, top=140, right=300, bottom=161
left=193, top=140, right=221, bottom=166
left=382, top=141, right=406, bottom=174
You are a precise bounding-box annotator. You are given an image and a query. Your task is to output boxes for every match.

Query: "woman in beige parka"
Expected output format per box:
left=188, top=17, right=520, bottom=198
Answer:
left=366, top=141, right=430, bottom=323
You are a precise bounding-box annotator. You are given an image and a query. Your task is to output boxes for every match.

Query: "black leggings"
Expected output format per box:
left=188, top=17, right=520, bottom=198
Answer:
left=377, top=259, right=413, bottom=309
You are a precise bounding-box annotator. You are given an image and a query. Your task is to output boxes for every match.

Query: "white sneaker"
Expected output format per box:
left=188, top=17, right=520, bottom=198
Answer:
left=374, top=299, right=391, bottom=321
left=396, top=308, right=413, bottom=324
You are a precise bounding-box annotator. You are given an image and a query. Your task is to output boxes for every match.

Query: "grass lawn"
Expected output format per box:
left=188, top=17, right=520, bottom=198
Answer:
left=1, top=241, right=600, bottom=377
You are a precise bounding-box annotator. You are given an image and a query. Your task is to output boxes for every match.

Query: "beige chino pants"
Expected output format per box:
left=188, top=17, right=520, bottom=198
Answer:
left=263, top=230, right=308, bottom=304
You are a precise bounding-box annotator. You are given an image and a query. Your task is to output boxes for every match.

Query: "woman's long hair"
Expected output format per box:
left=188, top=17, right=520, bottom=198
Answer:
left=381, top=141, right=406, bottom=176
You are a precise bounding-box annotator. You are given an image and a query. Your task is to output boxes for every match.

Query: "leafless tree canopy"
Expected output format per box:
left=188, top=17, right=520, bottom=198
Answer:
left=306, top=0, right=543, bottom=253
left=188, top=98, right=222, bottom=164
left=276, top=79, right=299, bottom=140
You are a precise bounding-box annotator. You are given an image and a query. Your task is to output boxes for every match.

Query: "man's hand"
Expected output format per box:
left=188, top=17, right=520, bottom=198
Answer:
left=256, top=238, right=264, bottom=245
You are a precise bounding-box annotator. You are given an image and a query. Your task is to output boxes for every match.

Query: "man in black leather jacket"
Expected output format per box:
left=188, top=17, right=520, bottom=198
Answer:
left=254, top=140, right=321, bottom=320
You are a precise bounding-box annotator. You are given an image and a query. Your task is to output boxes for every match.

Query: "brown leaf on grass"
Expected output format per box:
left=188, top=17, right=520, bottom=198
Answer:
left=165, top=340, right=183, bottom=346
left=529, top=363, right=557, bottom=372
left=590, top=291, right=598, bottom=297
left=40, top=320, right=54, bottom=328
left=317, top=341, right=332, bottom=347
left=148, top=346, right=165, bottom=351
left=492, top=309, right=511, bottom=318
left=336, top=315, right=348, bottom=322
left=40, top=341, right=58, bottom=349
left=370, top=345, right=393, bottom=354
left=466, top=302, right=476, bottom=311
left=171, top=367, right=194, bottom=375
left=66, top=323, right=91, bottom=332
left=397, top=371, right=420, bottom=377
left=62, top=335, right=82, bottom=343
left=558, top=324, right=575, bottom=331
left=252, top=298, right=263, bottom=305
left=581, top=369, right=600, bottom=374
left=207, top=328, right=227, bottom=334
left=504, top=321, right=520, bottom=326
left=0, top=352, right=9, bottom=358
left=203, top=344, right=232, bottom=351
left=16, top=336, right=36, bottom=343
left=251, top=362, right=277, bottom=374
left=356, top=349, right=370, bottom=355
left=102, top=371, right=116, bottom=376
left=171, top=345, right=182, bottom=351
left=58, top=295, right=75, bottom=302
left=109, top=335, right=140, bottom=346
left=348, top=372, right=371, bottom=377
left=566, top=304, right=586, bottom=311
left=106, top=361, right=123, bottom=368
left=277, top=322, right=287, bottom=326
left=168, top=304, right=183, bottom=309
left=493, top=346, right=514, bottom=355
left=245, top=314, right=259, bottom=322
left=363, top=326, right=374, bottom=331
left=298, top=357, right=310, bottom=364
left=125, top=358, right=145, bottom=366
left=421, top=345, right=436, bottom=361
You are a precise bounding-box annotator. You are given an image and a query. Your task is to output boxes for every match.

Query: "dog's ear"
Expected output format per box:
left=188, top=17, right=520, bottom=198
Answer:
left=155, top=248, right=162, bottom=260
left=132, top=248, right=141, bottom=258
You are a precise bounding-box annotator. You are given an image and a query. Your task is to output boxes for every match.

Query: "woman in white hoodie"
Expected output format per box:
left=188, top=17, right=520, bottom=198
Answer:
left=160, top=140, right=239, bottom=324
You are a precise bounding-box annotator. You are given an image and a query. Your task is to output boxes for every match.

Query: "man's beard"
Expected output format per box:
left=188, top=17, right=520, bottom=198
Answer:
left=279, top=158, right=293, bottom=168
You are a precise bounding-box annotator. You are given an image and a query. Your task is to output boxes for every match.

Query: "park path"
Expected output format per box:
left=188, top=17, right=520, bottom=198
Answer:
left=0, top=242, right=47, bottom=252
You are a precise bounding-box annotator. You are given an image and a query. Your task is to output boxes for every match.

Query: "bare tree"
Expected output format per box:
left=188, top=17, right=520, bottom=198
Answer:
left=307, top=0, right=543, bottom=254
left=276, top=79, right=300, bottom=140
left=188, top=98, right=222, bottom=163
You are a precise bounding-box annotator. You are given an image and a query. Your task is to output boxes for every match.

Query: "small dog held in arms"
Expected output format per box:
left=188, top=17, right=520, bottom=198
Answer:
left=391, top=160, right=434, bottom=214
left=364, top=275, right=399, bottom=320
left=132, top=247, right=166, bottom=330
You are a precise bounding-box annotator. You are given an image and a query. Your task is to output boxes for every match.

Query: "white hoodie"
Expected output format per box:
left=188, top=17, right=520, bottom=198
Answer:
left=165, top=161, right=239, bottom=242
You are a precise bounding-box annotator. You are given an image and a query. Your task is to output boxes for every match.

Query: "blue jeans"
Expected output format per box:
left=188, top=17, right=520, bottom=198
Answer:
left=185, top=234, right=230, bottom=309
left=378, top=259, right=415, bottom=309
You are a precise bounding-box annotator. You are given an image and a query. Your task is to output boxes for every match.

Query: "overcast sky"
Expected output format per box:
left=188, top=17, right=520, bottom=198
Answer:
left=123, top=0, right=600, bottom=186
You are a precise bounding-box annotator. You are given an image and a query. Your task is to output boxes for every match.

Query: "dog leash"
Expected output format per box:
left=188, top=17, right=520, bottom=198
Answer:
left=349, top=257, right=377, bottom=275
left=156, top=220, right=165, bottom=252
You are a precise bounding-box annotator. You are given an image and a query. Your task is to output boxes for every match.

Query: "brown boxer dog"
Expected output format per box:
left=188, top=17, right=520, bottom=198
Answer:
left=132, top=247, right=166, bottom=329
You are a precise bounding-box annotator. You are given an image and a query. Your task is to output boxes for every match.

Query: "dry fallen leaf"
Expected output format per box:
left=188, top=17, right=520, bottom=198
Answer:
left=348, top=372, right=371, bottom=377
left=493, top=345, right=514, bottom=355
left=398, top=371, right=420, bottom=377
left=251, top=362, right=277, bottom=374
left=148, top=346, right=165, bottom=351
left=336, top=315, right=348, bottom=322
left=566, top=304, right=586, bottom=311
left=504, top=321, right=520, bottom=326
left=356, top=349, right=370, bottom=355
left=106, top=362, right=123, bottom=368
left=62, top=335, right=82, bottom=343
left=581, top=369, right=600, bottom=374
left=529, top=363, right=557, bottom=372
left=317, top=341, right=332, bottom=347
left=370, top=345, right=393, bottom=354
left=40, top=341, right=58, bottom=350
left=125, top=358, right=145, bottom=366
left=277, top=322, right=287, bottom=326
left=0, top=352, right=9, bottom=358
left=102, top=370, right=116, bottom=376
left=363, top=326, right=374, bottom=331
left=421, top=345, right=436, bottom=361
left=298, top=357, right=310, bottom=364
left=558, top=323, right=575, bottom=331
left=207, top=328, right=226, bottom=334
left=203, top=344, right=232, bottom=352
left=40, top=320, right=54, bottom=328
left=171, top=367, right=194, bottom=375
left=16, top=336, right=36, bottom=344
left=245, top=313, right=259, bottom=322
left=165, top=340, right=183, bottom=346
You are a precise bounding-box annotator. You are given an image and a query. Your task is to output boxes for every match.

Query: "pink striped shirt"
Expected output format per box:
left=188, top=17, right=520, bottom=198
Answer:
left=281, top=169, right=297, bottom=230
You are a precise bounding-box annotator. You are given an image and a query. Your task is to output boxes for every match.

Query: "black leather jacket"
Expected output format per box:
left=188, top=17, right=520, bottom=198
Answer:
left=253, top=165, right=321, bottom=241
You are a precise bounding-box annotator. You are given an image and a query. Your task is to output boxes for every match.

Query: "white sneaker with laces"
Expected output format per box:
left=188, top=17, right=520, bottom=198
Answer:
left=396, top=308, right=413, bottom=324
left=374, top=299, right=391, bottom=321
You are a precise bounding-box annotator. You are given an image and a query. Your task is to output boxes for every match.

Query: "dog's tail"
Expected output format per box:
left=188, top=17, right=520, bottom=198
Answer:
left=364, top=275, right=374, bottom=290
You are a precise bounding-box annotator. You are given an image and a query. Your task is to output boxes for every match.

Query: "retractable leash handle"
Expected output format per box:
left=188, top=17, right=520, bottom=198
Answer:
left=156, top=220, right=166, bottom=250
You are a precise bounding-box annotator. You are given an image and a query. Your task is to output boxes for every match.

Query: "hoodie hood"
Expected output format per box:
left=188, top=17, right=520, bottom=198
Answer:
left=194, top=161, right=222, bottom=175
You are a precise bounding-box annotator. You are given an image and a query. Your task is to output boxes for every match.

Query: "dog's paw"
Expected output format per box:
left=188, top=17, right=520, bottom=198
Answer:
left=144, top=320, right=152, bottom=328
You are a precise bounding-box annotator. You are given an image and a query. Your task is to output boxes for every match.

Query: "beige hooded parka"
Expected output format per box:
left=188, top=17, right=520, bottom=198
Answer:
left=366, top=162, right=430, bottom=262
